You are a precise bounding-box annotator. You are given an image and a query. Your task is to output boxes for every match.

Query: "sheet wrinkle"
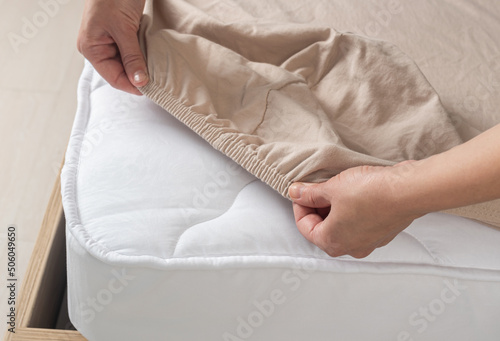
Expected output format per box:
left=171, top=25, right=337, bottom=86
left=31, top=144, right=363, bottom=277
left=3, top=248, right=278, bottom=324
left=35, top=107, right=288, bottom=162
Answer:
left=249, top=79, right=304, bottom=136
left=140, top=80, right=295, bottom=193
left=306, top=33, right=352, bottom=89
left=138, top=0, right=500, bottom=227
left=63, top=56, right=500, bottom=275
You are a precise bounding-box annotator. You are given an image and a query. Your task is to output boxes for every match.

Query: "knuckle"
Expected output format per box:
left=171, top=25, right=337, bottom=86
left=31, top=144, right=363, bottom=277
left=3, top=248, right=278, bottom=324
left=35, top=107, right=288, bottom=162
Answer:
left=304, top=189, right=321, bottom=207
left=323, top=244, right=344, bottom=258
left=350, top=249, right=373, bottom=259
left=117, top=21, right=137, bottom=34
left=120, top=52, right=143, bottom=68
left=76, top=36, right=82, bottom=53
left=76, top=35, right=87, bottom=54
left=378, top=239, right=392, bottom=247
left=77, top=34, right=94, bottom=56
left=326, top=250, right=340, bottom=257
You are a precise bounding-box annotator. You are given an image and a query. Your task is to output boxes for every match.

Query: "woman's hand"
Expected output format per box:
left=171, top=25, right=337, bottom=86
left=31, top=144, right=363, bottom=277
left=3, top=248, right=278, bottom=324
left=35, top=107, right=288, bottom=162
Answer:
left=289, top=163, right=425, bottom=259
left=290, top=123, right=500, bottom=259
left=77, top=0, right=148, bottom=95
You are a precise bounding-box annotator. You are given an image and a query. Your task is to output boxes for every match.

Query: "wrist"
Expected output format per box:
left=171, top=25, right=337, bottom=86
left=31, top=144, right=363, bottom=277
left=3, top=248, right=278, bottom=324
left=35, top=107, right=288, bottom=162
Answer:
left=386, top=158, right=436, bottom=217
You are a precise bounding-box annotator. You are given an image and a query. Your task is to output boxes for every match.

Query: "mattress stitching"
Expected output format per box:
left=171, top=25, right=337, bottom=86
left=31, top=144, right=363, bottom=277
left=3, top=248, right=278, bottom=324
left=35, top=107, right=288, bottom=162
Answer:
left=63, top=64, right=500, bottom=276
left=73, top=68, right=93, bottom=230
left=170, top=179, right=258, bottom=257
left=400, top=230, right=441, bottom=263
left=65, top=65, right=291, bottom=264
left=65, top=63, right=128, bottom=258
left=66, top=231, right=500, bottom=277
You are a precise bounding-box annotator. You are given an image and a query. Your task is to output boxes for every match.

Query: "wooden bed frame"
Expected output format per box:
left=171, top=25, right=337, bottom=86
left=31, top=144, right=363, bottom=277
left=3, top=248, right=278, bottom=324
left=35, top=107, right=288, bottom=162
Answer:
left=3, top=170, right=87, bottom=341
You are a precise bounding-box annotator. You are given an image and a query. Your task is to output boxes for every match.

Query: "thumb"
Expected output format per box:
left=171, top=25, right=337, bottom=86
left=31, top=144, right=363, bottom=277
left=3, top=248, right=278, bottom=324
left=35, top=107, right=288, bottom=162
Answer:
left=115, top=30, right=149, bottom=88
left=288, top=182, right=331, bottom=208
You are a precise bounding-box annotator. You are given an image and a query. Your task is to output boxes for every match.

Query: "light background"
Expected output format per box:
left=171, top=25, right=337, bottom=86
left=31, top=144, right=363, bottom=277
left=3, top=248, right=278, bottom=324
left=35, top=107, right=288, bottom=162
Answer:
left=0, top=1, right=85, bottom=337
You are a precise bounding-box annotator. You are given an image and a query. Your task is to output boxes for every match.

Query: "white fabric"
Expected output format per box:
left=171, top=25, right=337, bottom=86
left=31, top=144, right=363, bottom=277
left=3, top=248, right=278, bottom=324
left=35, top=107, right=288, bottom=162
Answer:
left=62, top=63, right=500, bottom=341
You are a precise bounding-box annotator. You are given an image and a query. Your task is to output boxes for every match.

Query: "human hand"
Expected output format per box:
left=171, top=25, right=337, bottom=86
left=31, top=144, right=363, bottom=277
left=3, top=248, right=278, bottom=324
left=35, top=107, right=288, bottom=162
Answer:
left=77, top=0, right=148, bottom=95
left=289, top=163, right=423, bottom=259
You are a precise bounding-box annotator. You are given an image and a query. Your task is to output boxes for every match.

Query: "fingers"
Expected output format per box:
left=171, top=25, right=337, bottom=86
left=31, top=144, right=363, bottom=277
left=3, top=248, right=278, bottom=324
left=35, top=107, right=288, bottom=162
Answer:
left=293, top=204, right=347, bottom=258
left=393, top=160, right=417, bottom=168
left=115, top=29, right=149, bottom=88
left=289, top=168, right=416, bottom=259
left=79, top=31, right=144, bottom=95
left=288, top=182, right=331, bottom=208
left=290, top=181, right=336, bottom=255
left=292, top=202, right=325, bottom=246
left=88, top=44, right=143, bottom=96
left=376, top=233, right=398, bottom=248
left=293, top=201, right=384, bottom=259
left=77, top=0, right=148, bottom=96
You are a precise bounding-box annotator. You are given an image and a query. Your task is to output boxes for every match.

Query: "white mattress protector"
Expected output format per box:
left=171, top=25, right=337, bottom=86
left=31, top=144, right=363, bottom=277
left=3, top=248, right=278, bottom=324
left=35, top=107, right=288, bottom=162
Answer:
left=62, top=62, right=500, bottom=341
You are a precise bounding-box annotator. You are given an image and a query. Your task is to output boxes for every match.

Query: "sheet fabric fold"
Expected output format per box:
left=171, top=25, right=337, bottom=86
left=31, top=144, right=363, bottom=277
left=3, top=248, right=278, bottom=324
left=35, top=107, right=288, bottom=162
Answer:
left=138, top=0, right=500, bottom=227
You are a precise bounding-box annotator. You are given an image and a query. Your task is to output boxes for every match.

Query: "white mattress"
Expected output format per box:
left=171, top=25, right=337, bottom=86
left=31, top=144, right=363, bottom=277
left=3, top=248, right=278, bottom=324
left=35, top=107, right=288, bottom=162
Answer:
left=62, top=62, right=500, bottom=341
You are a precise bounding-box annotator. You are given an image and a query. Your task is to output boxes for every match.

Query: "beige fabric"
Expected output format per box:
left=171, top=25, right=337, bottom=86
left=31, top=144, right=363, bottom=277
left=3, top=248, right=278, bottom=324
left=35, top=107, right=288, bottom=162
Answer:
left=138, top=0, right=500, bottom=227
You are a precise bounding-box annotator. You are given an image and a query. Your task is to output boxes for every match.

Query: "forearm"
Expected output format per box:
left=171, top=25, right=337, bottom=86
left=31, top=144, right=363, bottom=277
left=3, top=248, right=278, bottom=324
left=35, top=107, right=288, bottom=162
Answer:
left=397, top=123, right=500, bottom=215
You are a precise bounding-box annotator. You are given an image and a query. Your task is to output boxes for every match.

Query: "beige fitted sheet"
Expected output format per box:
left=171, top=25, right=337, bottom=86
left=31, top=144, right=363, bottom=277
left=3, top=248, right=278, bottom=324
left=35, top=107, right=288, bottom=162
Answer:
left=138, top=0, right=500, bottom=227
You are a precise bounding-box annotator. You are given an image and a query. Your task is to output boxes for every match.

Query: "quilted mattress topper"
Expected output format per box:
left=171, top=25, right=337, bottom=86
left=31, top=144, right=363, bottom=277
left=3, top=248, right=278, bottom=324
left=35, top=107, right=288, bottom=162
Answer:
left=138, top=0, right=500, bottom=226
left=61, top=63, right=500, bottom=279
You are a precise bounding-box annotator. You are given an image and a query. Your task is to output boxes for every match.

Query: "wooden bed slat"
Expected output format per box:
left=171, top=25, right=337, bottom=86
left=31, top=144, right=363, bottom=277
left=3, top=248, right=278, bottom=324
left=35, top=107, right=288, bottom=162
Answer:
left=3, top=161, right=87, bottom=341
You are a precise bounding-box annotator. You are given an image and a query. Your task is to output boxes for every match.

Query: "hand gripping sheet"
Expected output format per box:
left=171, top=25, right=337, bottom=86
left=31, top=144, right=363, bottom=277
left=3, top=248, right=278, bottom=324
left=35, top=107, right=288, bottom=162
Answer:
left=138, top=0, right=500, bottom=226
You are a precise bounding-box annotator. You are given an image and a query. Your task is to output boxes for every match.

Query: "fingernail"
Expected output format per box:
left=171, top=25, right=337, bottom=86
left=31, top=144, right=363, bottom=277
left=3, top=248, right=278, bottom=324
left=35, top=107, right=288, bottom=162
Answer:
left=133, top=70, right=148, bottom=84
left=289, top=183, right=304, bottom=200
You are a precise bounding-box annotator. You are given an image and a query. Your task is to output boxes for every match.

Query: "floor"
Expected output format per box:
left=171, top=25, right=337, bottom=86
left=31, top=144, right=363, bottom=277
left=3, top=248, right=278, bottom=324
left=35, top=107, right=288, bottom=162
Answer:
left=0, top=1, right=85, bottom=336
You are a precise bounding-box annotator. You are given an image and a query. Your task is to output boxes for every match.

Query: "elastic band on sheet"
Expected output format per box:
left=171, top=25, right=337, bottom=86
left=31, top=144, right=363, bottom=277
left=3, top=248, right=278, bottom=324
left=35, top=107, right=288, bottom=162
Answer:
left=140, top=80, right=294, bottom=198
